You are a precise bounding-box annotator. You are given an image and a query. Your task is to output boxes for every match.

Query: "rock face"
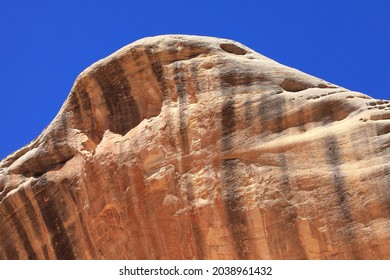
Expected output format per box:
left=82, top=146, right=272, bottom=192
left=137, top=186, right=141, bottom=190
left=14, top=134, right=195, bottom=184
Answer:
left=0, top=35, right=389, bottom=260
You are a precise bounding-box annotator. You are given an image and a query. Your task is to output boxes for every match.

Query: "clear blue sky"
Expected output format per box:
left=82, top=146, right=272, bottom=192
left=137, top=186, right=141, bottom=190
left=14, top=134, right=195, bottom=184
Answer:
left=1, top=0, right=389, bottom=160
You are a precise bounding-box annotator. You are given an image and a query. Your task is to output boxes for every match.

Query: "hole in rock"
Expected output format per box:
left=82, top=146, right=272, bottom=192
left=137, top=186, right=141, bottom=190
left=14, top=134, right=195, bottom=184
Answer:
left=202, top=62, right=213, bottom=69
left=280, top=78, right=311, bottom=92
left=220, top=43, right=247, bottom=55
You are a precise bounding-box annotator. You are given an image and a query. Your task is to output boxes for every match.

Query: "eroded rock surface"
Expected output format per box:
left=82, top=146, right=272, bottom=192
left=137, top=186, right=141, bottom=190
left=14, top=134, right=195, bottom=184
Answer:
left=1, top=35, right=389, bottom=259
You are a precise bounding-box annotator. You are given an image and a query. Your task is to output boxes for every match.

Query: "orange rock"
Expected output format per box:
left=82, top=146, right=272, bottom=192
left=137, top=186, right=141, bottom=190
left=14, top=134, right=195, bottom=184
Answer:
left=1, top=35, right=389, bottom=259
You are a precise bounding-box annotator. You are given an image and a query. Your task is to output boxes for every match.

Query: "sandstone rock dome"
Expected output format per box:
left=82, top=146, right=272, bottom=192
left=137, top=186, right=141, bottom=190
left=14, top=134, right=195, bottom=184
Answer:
left=0, top=35, right=389, bottom=259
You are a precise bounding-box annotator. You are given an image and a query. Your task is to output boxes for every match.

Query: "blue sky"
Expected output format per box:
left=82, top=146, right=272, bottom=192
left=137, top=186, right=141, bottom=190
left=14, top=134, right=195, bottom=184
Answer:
left=1, top=0, right=389, bottom=160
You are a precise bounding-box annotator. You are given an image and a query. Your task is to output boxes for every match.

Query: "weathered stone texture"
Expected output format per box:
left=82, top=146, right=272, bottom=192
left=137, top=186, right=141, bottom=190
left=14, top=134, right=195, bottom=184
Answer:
left=0, top=35, right=389, bottom=259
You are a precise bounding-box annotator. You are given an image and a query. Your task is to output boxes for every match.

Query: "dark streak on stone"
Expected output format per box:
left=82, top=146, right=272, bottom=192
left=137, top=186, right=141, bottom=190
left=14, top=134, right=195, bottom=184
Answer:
left=296, top=105, right=307, bottom=132
left=167, top=41, right=179, bottom=58
left=0, top=244, right=4, bottom=259
left=68, top=89, right=81, bottom=112
left=69, top=86, right=99, bottom=141
left=67, top=87, right=95, bottom=138
left=221, top=159, right=250, bottom=259
left=93, top=59, right=141, bottom=135
left=325, top=136, right=353, bottom=221
left=373, top=122, right=390, bottom=221
left=190, top=61, right=201, bottom=96
left=309, top=99, right=351, bottom=126
left=318, top=102, right=336, bottom=125
left=18, top=188, right=42, bottom=239
left=375, top=122, right=390, bottom=136
left=42, top=245, right=49, bottom=259
left=130, top=46, right=143, bottom=61
left=220, top=71, right=251, bottom=259
left=74, top=88, right=100, bottom=141
left=174, top=62, right=190, bottom=158
left=60, top=107, right=69, bottom=134
left=3, top=199, right=38, bottom=259
left=173, top=61, right=205, bottom=259
left=258, top=93, right=286, bottom=134
left=220, top=72, right=266, bottom=87
left=189, top=221, right=204, bottom=258
left=0, top=210, right=20, bottom=259
left=145, top=47, right=168, bottom=99
left=33, top=177, right=75, bottom=260
left=221, top=99, right=236, bottom=151
left=324, top=135, right=359, bottom=258
left=68, top=187, right=78, bottom=205
left=78, top=88, right=92, bottom=111
left=67, top=89, right=83, bottom=129
left=78, top=213, right=97, bottom=259
left=257, top=92, right=306, bottom=258
left=277, top=154, right=307, bottom=259
left=244, top=97, right=254, bottom=125
left=279, top=154, right=290, bottom=186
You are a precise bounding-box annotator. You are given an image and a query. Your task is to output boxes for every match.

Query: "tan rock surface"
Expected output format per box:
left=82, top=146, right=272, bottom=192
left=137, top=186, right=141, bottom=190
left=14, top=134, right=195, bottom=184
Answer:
left=0, top=35, right=389, bottom=259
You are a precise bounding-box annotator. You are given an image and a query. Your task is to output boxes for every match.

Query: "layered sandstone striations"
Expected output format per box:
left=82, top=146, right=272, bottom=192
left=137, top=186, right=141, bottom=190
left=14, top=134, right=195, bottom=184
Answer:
left=0, top=35, right=389, bottom=260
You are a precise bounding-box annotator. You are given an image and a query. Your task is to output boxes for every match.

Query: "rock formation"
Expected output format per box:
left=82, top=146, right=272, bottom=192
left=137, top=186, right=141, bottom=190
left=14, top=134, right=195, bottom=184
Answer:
left=0, top=35, right=389, bottom=260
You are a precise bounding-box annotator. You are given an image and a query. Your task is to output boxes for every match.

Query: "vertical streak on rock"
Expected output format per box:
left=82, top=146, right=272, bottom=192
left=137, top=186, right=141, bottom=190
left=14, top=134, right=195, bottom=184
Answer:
left=278, top=153, right=307, bottom=259
left=120, top=169, right=148, bottom=259
left=19, top=188, right=43, bottom=241
left=296, top=100, right=307, bottom=133
left=374, top=122, right=390, bottom=221
left=145, top=46, right=169, bottom=100
left=173, top=61, right=205, bottom=259
left=0, top=243, right=4, bottom=259
left=221, top=98, right=236, bottom=151
left=244, top=97, right=254, bottom=126
left=190, top=62, right=201, bottom=100
left=324, top=135, right=358, bottom=258
left=93, top=59, right=141, bottom=135
left=70, top=87, right=92, bottom=130
left=221, top=92, right=250, bottom=259
left=78, top=88, right=92, bottom=111
left=347, top=127, right=383, bottom=259
left=174, top=62, right=190, bottom=160
left=221, top=158, right=250, bottom=259
left=325, top=136, right=353, bottom=221
left=2, top=199, right=37, bottom=259
left=62, top=177, right=97, bottom=259
left=142, top=46, right=174, bottom=259
left=276, top=93, right=306, bottom=259
left=74, top=88, right=99, bottom=141
left=68, top=87, right=84, bottom=127
left=0, top=206, right=20, bottom=259
left=33, top=177, right=75, bottom=260
left=257, top=93, right=306, bottom=259
left=77, top=213, right=97, bottom=259
left=42, top=245, right=49, bottom=259
left=261, top=91, right=300, bottom=132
